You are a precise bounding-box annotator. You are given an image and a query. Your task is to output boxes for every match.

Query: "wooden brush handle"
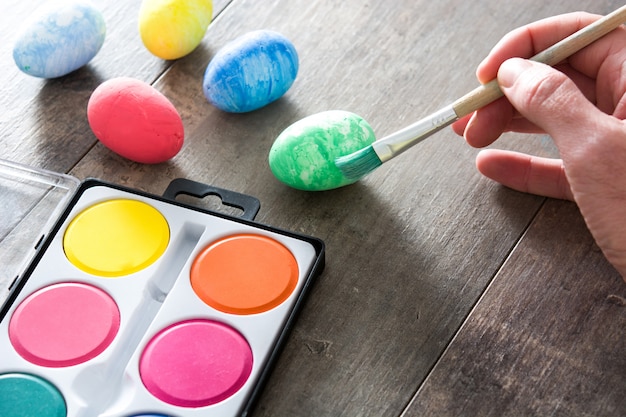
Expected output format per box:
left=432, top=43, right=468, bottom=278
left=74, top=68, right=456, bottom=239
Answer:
left=452, top=4, right=626, bottom=118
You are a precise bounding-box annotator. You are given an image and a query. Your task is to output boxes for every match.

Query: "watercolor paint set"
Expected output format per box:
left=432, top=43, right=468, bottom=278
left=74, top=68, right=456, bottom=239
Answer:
left=0, top=159, right=325, bottom=417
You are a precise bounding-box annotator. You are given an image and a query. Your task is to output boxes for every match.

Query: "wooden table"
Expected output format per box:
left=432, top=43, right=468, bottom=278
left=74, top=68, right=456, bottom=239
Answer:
left=1, top=0, right=625, bottom=415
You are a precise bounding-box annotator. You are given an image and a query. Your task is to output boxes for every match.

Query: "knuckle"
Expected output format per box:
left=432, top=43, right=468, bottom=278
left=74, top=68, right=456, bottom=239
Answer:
left=521, top=69, right=571, bottom=110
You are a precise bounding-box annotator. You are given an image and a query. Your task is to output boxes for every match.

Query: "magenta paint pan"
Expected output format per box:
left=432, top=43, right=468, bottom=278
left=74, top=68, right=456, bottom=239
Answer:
left=0, top=177, right=325, bottom=417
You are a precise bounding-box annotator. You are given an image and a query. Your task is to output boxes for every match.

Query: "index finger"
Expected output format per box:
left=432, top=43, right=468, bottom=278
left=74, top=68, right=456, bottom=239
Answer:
left=476, top=11, right=616, bottom=83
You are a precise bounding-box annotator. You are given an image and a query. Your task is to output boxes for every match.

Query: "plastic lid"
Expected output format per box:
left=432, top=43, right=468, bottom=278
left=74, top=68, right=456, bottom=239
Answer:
left=0, top=159, right=79, bottom=296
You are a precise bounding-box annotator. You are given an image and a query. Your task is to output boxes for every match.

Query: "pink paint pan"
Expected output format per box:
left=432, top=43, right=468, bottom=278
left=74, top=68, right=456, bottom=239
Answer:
left=0, top=168, right=325, bottom=417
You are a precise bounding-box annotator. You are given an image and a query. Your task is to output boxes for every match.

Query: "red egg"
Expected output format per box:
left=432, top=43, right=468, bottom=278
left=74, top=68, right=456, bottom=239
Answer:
left=87, top=77, right=184, bottom=164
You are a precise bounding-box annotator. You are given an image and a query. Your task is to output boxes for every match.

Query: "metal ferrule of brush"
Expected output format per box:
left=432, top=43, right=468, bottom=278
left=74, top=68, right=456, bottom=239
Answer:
left=372, top=105, right=458, bottom=162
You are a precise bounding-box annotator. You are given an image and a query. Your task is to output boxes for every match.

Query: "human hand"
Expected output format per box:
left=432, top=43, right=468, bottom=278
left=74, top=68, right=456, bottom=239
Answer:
left=452, top=11, right=626, bottom=281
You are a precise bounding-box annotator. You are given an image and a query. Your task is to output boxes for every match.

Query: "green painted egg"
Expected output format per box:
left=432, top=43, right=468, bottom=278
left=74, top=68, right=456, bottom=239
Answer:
left=269, top=110, right=376, bottom=191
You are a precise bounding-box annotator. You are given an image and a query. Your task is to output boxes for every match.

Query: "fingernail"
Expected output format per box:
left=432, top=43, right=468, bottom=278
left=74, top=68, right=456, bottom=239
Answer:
left=464, top=111, right=478, bottom=137
left=498, top=58, right=533, bottom=89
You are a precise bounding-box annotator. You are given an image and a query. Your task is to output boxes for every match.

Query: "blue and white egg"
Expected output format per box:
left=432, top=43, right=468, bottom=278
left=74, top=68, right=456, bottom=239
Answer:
left=203, top=30, right=299, bottom=113
left=13, top=0, right=106, bottom=79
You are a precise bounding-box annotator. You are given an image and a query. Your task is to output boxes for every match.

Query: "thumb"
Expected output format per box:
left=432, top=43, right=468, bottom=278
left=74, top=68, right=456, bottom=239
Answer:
left=497, top=58, right=604, bottom=151
left=498, top=59, right=626, bottom=280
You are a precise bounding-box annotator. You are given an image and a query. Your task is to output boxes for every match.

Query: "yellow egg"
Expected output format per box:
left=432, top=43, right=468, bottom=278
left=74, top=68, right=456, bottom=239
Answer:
left=139, top=0, right=213, bottom=60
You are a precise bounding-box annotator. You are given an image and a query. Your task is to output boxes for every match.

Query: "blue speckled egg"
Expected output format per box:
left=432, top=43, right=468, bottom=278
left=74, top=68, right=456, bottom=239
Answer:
left=13, top=0, right=106, bottom=78
left=202, top=30, right=298, bottom=113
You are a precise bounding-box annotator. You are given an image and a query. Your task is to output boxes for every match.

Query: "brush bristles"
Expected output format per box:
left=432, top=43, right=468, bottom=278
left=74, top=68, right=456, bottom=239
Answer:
left=335, top=146, right=383, bottom=181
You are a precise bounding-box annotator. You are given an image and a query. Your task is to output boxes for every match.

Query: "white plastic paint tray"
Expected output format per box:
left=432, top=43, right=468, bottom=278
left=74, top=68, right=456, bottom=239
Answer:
left=0, top=160, right=325, bottom=417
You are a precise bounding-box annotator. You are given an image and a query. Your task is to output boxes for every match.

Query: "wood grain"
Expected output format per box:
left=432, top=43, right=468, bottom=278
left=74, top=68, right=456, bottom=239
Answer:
left=404, top=200, right=626, bottom=416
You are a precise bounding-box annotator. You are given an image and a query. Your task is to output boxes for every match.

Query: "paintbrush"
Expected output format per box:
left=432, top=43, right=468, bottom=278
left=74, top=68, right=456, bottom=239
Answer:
left=335, top=5, right=626, bottom=181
